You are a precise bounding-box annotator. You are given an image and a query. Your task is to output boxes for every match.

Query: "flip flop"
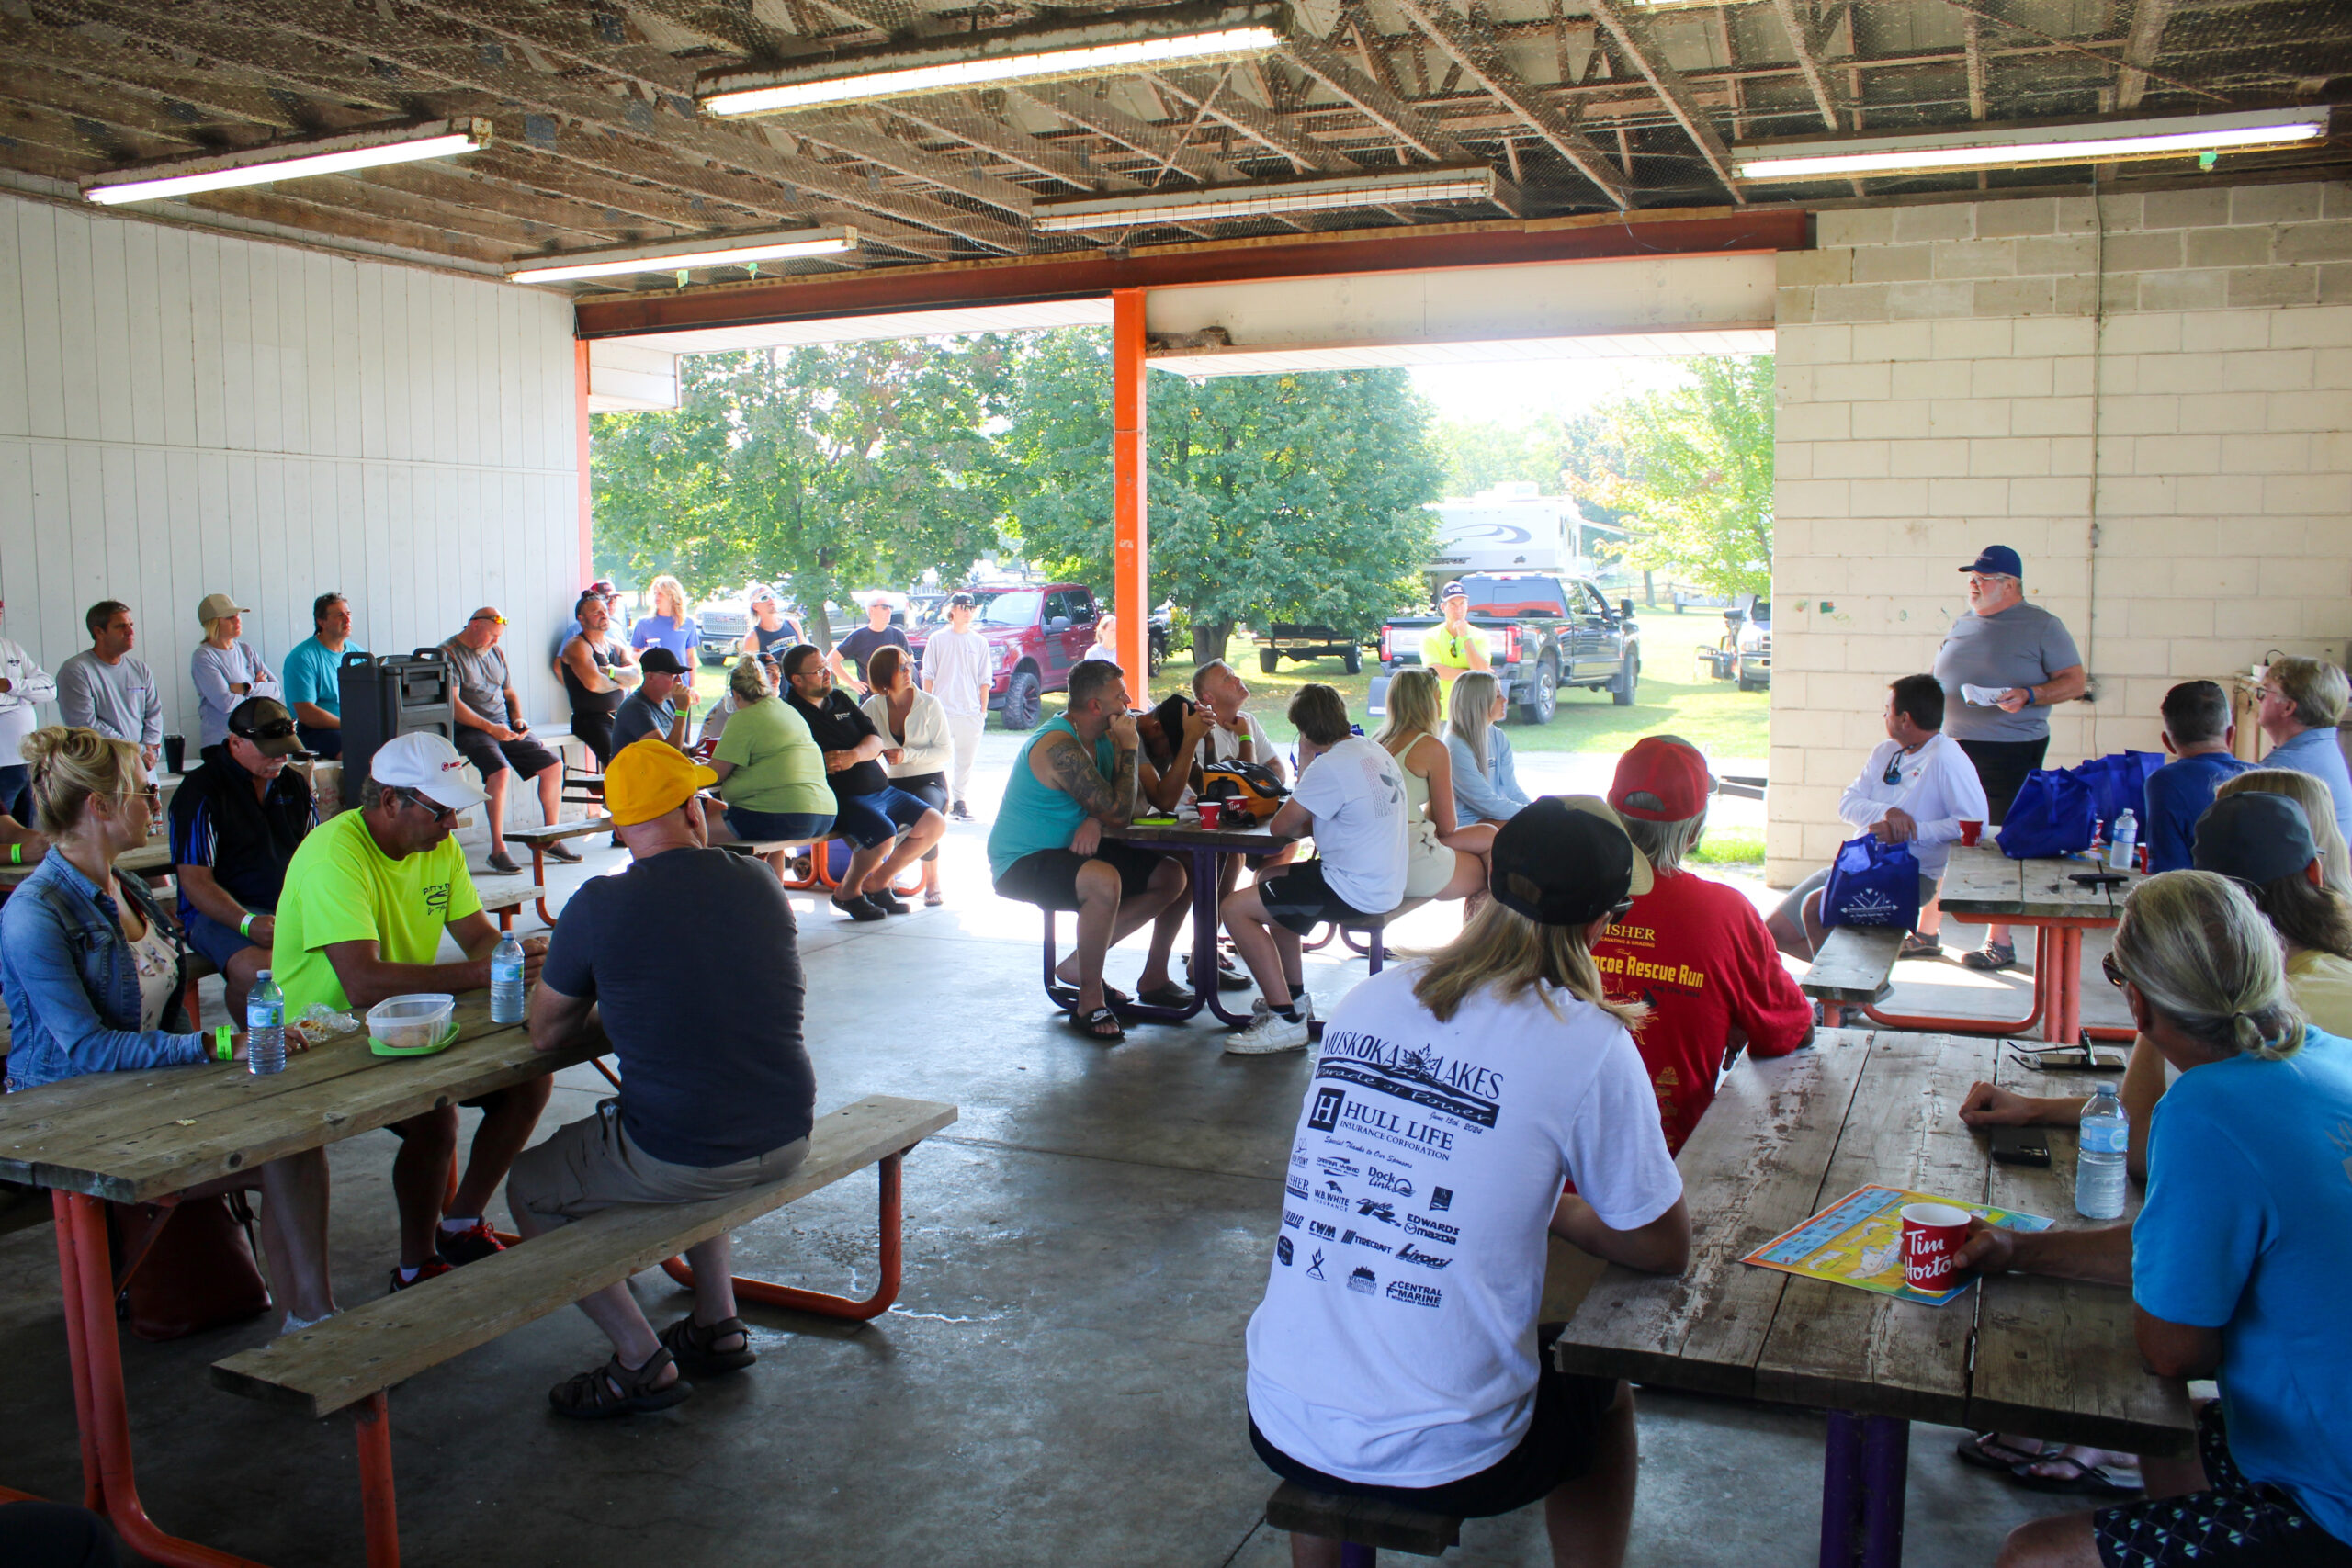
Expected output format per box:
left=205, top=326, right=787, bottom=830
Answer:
left=1049, top=983, right=1132, bottom=1010
left=1133, top=983, right=1195, bottom=1009
left=1955, top=1432, right=2046, bottom=1473
left=1068, top=1006, right=1125, bottom=1043
left=2008, top=1453, right=2143, bottom=1497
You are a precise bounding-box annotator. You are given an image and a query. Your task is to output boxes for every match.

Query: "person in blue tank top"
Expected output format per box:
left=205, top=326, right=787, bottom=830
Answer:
left=1951, top=870, right=2352, bottom=1568
left=987, top=660, right=1191, bottom=1042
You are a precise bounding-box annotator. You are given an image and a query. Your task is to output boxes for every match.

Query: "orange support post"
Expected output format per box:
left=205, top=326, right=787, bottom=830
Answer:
left=660, top=1153, right=905, bottom=1322
left=573, top=339, right=594, bottom=585
left=1111, top=288, right=1149, bottom=694
left=354, top=1393, right=400, bottom=1568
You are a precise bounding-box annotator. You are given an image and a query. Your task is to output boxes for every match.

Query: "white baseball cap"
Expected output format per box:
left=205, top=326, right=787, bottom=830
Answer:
left=369, top=731, right=489, bottom=811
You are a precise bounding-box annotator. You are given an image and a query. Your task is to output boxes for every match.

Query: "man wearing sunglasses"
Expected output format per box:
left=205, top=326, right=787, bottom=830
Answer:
left=167, top=696, right=317, bottom=1022
left=272, top=732, right=553, bottom=1292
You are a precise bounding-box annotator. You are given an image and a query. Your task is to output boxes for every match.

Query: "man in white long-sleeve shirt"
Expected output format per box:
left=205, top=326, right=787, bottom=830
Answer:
left=0, top=597, right=57, bottom=820
left=922, top=592, right=993, bottom=820
left=1768, top=673, right=1987, bottom=962
left=57, top=600, right=164, bottom=777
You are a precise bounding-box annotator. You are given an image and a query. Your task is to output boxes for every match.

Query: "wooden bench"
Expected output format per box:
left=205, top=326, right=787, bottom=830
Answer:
left=1797, top=924, right=1905, bottom=1027
left=1266, top=1483, right=1459, bottom=1561
left=505, top=815, right=615, bottom=925
left=472, top=874, right=538, bottom=932
left=212, top=1092, right=956, bottom=1566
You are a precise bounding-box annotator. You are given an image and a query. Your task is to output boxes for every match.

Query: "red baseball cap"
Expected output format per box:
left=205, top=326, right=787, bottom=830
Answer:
left=1610, top=737, right=1713, bottom=821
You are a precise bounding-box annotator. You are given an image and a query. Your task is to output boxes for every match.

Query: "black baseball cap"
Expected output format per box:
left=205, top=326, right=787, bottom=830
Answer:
left=1488, top=795, right=1655, bottom=927
left=638, top=648, right=687, bottom=676
left=1439, top=580, right=1466, bottom=601
left=948, top=592, right=976, bottom=608
left=2194, top=792, right=2320, bottom=886
left=1961, top=546, right=2023, bottom=578
left=227, top=696, right=306, bottom=758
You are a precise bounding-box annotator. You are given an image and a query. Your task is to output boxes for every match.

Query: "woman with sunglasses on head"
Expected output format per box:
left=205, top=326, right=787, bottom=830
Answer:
left=0, top=726, right=335, bottom=1332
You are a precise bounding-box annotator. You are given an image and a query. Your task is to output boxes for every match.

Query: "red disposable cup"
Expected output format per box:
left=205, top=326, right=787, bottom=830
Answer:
left=1958, top=819, right=1984, bottom=847
left=1197, top=800, right=1223, bottom=829
left=1900, top=1202, right=1973, bottom=1292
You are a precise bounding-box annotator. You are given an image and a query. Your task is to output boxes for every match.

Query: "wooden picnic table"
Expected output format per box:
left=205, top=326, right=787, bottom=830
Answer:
left=0, top=990, right=601, bottom=1568
left=1553, top=1026, right=2189, bottom=1568
left=1882, top=840, right=2143, bottom=1043
left=1104, top=816, right=1286, bottom=1026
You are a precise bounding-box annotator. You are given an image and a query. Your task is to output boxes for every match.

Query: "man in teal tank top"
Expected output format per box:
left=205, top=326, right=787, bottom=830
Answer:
left=988, top=660, right=1192, bottom=1041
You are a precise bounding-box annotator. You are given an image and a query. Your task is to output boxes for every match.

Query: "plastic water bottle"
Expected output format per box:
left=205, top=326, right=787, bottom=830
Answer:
left=2108, top=809, right=2139, bottom=873
left=2075, top=1082, right=2129, bottom=1220
left=490, top=933, right=526, bottom=1024
left=246, top=971, right=286, bottom=1077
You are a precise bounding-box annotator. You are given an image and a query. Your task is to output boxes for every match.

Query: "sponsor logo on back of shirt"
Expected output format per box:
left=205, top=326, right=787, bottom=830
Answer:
left=1314, top=1029, right=1503, bottom=1130
left=1340, top=1229, right=1391, bottom=1254
left=1354, top=1199, right=1396, bottom=1224
left=1307, top=1086, right=1345, bottom=1132
left=1308, top=1219, right=1337, bottom=1239
left=1404, top=1213, right=1459, bottom=1243
left=1306, top=1249, right=1328, bottom=1280
left=1365, top=1164, right=1413, bottom=1197
left=1430, top=1187, right=1453, bottom=1212
left=1395, top=1242, right=1453, bottom=1270
left=1346, top=1266, right=1376, bottom=1294
left=1385, top=1280, right=1442, bottom=1308
left=1285, top=1175, right=1309, bottom=1199
left=1276, top=1236, right=1294, bottom=1267
left=1317, top=1156, right=1361, bottom=1179
left=1282, top=1209, right=1303, bottom=1230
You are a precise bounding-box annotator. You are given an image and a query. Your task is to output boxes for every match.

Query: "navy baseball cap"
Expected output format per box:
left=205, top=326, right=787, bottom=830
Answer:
left=1439, top=581, right=1466, bottom=601
left=2194, top=792, right=2320, bottom=886
left=948, top=592, right=976, bottom=608
left=1961, top=546, right=2023, bottom=578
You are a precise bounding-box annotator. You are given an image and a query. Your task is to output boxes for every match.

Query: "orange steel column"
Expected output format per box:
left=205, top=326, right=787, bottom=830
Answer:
left=573, top=338, right=594, bottom=585
left=1111, top=288, right=1148, bottom=692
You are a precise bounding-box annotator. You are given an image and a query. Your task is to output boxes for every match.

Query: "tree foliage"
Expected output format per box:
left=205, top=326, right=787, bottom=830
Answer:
left=1432, top=410, right=1634, bottom=536
left=1594, top=355, right=1775, bottom=598
left=592, top=339, right=1015, bottom=647
left=1000, top=329, right=1442, bottom=659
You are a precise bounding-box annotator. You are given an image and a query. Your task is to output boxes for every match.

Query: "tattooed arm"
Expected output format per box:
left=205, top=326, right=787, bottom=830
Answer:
left=1030, top=728, right=1139, bottom=827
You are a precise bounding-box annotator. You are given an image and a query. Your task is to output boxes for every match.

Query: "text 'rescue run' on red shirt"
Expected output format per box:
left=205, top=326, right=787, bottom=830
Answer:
left=1592, top=870, right=1814, bottom=1156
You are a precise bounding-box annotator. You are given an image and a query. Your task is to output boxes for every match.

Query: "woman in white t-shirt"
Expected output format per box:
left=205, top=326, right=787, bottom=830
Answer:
left=1373, top=669, right=1493, bottom=904
left=1245, top=795, right=1691, bottom=1565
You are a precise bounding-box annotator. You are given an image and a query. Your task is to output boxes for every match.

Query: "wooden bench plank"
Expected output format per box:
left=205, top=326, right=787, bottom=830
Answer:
left=1967, top=1050, right=2195, bottom=1454
left=1750, top=1032, right=1996, bottom=1427
left=508, top=816, right=613, bottom=846
left=1551, top=1032, right=1871, bottom=1396
left=1266, top=1483, right=1460, bottom=1556
left=1799, top=926, right=1904, bottom=1004
left=473, top=874, right=537, bottom=912
left=212, top=1095, right=958, bottom=1417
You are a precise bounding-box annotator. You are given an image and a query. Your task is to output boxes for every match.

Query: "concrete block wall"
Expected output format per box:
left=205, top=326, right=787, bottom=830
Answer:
left=1769, top=181, right=2352, bottom=885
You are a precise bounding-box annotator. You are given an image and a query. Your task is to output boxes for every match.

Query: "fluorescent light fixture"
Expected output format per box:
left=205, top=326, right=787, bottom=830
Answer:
left=1034, top=164, right=1511, bottom=230
left=1736, top=107, right=2331, bottom=181
left=696, top=2, right=1288, bottom=116
left=83, top=119, right=491, bottom=205
left=507, top=228, right=859, bottom=284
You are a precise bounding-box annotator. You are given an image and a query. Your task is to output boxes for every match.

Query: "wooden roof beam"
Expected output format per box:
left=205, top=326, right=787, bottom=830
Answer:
left=1585, top=0, right=1741, bottom=199
left=1383, top=0, right=1632, bottom=207
left=887, top=98, right=1132, bottom=193
left=2116, top=0, right=2176, bottom=110
left=1014, top=84, right=1241, bottom=186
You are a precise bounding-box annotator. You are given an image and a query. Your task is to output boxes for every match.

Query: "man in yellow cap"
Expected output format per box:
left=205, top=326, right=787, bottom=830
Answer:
left=505, top=738, right=816, bottom=1417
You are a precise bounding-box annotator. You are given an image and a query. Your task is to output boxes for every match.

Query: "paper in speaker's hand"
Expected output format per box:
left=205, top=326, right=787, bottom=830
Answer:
left=1962, top=683, right=2009, bottom=706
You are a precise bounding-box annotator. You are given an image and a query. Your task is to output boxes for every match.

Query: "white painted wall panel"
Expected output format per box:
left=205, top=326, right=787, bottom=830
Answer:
left=0, top=190, right=579, bottom=747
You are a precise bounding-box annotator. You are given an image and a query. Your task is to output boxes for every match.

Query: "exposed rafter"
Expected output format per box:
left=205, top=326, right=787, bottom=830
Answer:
left=1151, top=67, right=1361, bottom=174
left=2115, top=0, right=2177, bottom=110
left=1284, top=36, right=1475, bottom=164
left=1585, top=0, right=1741, bottom=198
left=1384, top=0, right=1633, bottom=208
left=1767, top=0, right=1842, bottom=130
left=1015, top=83, right=1240, bottom=186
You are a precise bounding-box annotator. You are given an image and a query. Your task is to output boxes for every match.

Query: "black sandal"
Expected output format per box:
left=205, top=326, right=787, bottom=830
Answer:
left=1068, top=1006, right=1125, bottom=1042
left=1133, top=983, right=1195, bottom=1009
left=548, top=1347, right=691, bottom=1418
left=659, top=1314, right=756, bottom=1380
left=1049, top=983, right=1131, bottom=1011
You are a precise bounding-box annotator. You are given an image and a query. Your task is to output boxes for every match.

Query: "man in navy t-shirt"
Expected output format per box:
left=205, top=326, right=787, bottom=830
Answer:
left=2143, top=681, right=2251, bottom=874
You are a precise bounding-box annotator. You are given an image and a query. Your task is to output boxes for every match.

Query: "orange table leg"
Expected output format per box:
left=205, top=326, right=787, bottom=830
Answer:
left=353, top=1393, right=399, bottom=1568
left=531, top=844, right=558, bottom=928
left=660, top=1153, right=904, bottom=1322
left=60, top=1192, right=268, bottom=1567
left=52, top=1192, right=103, bottom=1511
left=1865, top=920, right=2060, bottom=1036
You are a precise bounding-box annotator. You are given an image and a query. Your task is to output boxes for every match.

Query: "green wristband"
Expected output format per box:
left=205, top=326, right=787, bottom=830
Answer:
left=212, top=1025, right=234, bottom=1062
left=239, top=912, right=255, bottom=938
left=7, top=843, right=18, bottom=865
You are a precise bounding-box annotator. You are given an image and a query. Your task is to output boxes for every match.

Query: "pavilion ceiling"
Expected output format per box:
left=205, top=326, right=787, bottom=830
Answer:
left=1, top=0, right=2346, bottom=292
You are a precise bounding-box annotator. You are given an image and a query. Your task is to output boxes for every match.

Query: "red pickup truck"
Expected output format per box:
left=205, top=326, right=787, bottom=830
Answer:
left=909, top=582, right=1104, bottom=729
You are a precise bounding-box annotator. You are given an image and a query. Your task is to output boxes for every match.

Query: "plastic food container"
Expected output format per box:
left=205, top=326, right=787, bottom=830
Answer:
left=368, top=994, right=457, bottom=1056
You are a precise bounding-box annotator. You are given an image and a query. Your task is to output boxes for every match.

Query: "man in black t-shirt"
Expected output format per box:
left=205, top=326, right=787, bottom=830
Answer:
left=782, top=644, right=944, bottom=920
left=510, top=738, right=816, bottom=1417
left=827, top=597, right=910, bottom=695
left=166, top=695, right=317, bottom=1020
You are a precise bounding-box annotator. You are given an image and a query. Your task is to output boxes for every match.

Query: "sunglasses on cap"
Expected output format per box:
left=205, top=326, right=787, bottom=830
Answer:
left=2101, top=951, right=2129, bottom=989
left=469, top=612, right=508, bottom=626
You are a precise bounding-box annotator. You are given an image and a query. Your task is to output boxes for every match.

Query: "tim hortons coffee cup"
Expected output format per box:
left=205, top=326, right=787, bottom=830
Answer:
left=1900, top=1202, right=1973, bottom=1292
left=1197, top=799, right=1224, bottom=828
left=1959, top=819, right=1984, bottom=846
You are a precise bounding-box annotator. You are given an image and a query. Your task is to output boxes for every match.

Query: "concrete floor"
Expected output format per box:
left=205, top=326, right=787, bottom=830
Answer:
left=0, top=735, right=2116, bottom=1566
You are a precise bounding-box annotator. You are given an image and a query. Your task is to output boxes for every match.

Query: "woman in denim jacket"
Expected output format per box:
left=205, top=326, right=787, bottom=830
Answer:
left=1445, top=671, right=1532, bottom=828
left=1, top=728, right=335, bottom=1330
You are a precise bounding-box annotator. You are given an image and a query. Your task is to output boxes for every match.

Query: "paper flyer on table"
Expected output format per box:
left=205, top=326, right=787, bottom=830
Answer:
left=1741, top=1185, right=2052, bottom=1306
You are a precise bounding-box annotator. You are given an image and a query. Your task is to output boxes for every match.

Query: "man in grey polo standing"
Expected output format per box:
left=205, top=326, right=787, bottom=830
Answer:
left=1931, top=546, right=2087, bottom=972
left=922, top=592, right=993, bottom=820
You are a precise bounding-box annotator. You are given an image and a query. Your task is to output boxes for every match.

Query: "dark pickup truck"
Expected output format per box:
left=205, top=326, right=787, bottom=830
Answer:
left=1369, top=572, right=1639, bottom=724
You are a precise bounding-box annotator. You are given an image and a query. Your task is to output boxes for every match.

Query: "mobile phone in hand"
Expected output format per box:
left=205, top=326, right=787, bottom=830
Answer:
left=1988, top=1125, right=2052, bottom=1168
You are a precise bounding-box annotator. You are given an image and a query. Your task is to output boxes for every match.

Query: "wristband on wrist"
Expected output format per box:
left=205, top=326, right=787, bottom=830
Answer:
left=239, top=911, right=256, bottom=937
left=7, top=843, right=17, bottom=865
left=2022, top=688, right=2036, bottom=707
left=212, top=1024, right=234, bottom=1062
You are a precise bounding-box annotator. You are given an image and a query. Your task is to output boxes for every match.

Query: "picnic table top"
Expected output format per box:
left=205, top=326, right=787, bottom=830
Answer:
left=1551, top=1027, right=2193, bottom=1455
left=0, top=990, right=602, bottom=1204
left=507, top=815, right=613, bottom=845
left=0, top=840, right=174, bottom=889
left=1106, top=817, right=1287, bottom=852
left=1937, top=840, right=2144, bottom=922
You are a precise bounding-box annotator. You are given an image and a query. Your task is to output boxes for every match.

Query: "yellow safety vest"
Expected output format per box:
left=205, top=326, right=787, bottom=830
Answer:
left=1425, top=625, right=1487, bottom=672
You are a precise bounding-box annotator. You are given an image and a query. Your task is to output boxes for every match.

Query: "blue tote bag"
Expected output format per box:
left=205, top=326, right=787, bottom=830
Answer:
left=1820, top=835, right=1924, bottom=930
left=2072, top=751, right=2164, bottom=829
left=1998, top=768, right=2098, bottom=859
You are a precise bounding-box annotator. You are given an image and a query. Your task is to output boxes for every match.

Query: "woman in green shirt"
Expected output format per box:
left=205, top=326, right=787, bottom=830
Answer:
left=708, top=657, right=834, bottom=876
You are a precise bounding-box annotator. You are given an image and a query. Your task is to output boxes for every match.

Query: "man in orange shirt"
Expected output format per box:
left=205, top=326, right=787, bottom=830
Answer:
left=1594, top=737, right=1814, bottom=1154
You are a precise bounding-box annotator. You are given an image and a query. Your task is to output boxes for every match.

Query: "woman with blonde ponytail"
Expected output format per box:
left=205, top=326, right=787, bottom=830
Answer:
left=0, top=727, right=334, bottom=1329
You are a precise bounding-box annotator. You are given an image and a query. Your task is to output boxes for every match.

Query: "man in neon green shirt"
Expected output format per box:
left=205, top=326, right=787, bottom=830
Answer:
left=1424, top=581, right=1491, bottom=686
left=273, top=732, right=551, bottom=1292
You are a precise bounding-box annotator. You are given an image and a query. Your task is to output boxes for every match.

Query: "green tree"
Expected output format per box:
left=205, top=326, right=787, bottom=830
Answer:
left=1001, top=330, right=1442, bottom=662
left=1434, top=417, right=1542, bottom=497
left=1596, top=355, right=1775, bottom=599
left=593, top=339, right=1016, bottom=648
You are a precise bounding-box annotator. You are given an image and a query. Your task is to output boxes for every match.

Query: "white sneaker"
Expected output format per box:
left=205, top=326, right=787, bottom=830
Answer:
left=1227, top=1009, right=1311, bottom=1055
left=1249, top=991, right=1313, bottom=1024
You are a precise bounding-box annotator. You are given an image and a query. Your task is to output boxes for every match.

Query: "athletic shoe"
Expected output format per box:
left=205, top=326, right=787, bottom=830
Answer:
left=1249, top=991, right=1313, bottom=1025
left=1226, top=1010, right=1312, bottom=1055
left=390, top=1258, right=455, bottom=1292
left=865, top=888, right=912, bottom=916
left=950, top=801, right=976, bottom=822
left=435, top=1218, right=507, bottom=1268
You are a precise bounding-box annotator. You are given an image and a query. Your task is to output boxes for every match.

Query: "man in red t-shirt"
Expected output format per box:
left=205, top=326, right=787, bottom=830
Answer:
left=1596, top=738, right=1815, bottom=1155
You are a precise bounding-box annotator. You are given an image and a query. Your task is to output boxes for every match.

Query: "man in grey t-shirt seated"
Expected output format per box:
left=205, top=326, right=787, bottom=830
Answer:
left=440, top=606, right=574, bottom=876
left=509, top=737, right=816, bottom=1417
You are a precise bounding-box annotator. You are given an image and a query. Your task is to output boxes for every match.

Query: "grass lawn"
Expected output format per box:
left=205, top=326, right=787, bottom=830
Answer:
left=1165, top=607, right=1770, bottom=760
